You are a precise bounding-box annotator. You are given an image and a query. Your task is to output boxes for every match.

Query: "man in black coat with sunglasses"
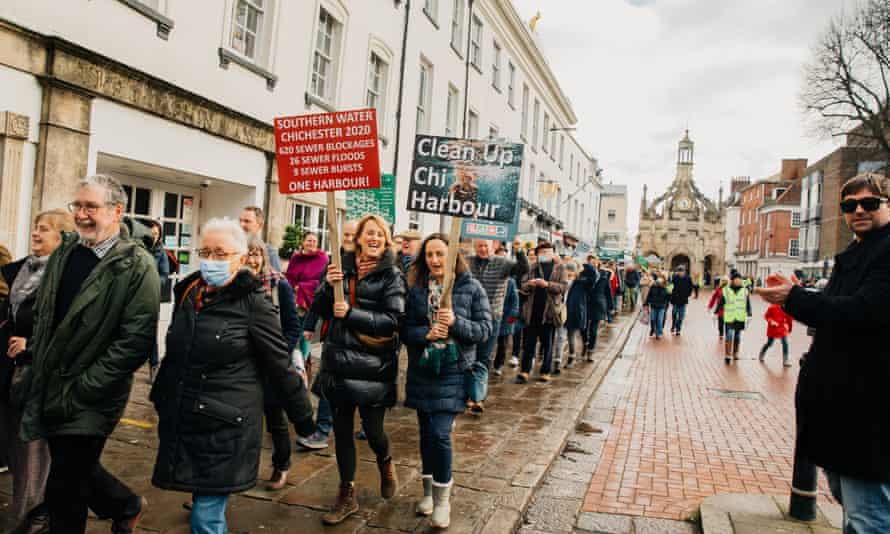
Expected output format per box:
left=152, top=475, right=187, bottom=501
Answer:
left=758, top=172, right=890, bottom=532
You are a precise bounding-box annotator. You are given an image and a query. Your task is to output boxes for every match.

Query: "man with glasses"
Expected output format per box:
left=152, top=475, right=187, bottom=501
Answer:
left=759, top=172, right=890, bottom=533
left=19, top=175, right=160, bottom=533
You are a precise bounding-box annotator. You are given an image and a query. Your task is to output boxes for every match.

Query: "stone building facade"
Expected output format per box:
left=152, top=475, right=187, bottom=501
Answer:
left=636, top=131, right=726, bottom=278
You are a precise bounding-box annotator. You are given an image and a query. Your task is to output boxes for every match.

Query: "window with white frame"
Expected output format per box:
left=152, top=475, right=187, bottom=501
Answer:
left=492, top=40, right=502, bottom=90
left=468, top=109, right=479, bottom=138
left=231, top=0, right=264, bottom=60
left=521, top=85, right=529, bottom=138
left=470, top=16, right=483, bottom=69
left=311, top=8, right=342, bottom=101
left=773, top=188, right=786, bottom=200
left=542, top=113, right=549, bottom=152
left=366, top=52, right=389, bottom=116
left=569, top=154, right=574, bottom=180
left=423, top=0, right=438, bottom=24
left=538, top=172, right=546, bottom=206
left=416, top=60, right=433, bottom=134
left=508, top=62, right=516, bottom=107
left=791, top=211, right=801, bottom=227
left=445, top=85, right=459, bottom=136
left=488, top=125, right=499, bottom=139
left=556, top=188, right=562, bottom=219
left=608, top=209, right=616, bottom=222
left=559, top=136, right=565, bottom=168
left=789, top=239, right=800, bottom=257
left=550, top=131, right=556, bottom=160
left=532, top=99, right=540, bottom=150
left=290, top=202, right=331, bottom=252
left=450, top=0, right=464, bottom=50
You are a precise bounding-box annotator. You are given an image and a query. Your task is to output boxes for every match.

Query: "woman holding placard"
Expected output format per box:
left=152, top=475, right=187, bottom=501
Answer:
left=308, top=214, right=406, bottom=526
left=402, top=234, right=493, bottom=529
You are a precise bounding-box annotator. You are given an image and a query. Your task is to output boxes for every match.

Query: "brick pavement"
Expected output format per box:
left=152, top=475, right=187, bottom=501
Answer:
left=582, top=290, right=831, bottom=521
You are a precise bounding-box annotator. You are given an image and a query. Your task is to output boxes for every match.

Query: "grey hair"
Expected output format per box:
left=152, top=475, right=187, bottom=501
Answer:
left=201, top=217, right=248, bottom=254
left=77, top=174, right=128, bottom=207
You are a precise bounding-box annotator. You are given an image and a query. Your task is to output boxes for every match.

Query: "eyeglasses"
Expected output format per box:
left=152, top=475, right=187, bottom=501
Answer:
left=839, top=197, right=888, bottom=214
left=195, top=248, right=240, bottom=260
left=247, top=251, right=264, bottom=259
left=67, top=201, right=112, bottom=215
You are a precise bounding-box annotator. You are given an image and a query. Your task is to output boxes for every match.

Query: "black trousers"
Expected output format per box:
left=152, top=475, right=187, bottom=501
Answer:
left=45, top=435, right=139, bottom=534
left=332, top=402, right=389, bottom=483
left=493, top=334, right=510, bottom=369
left=585, top=319, right=600, bottom=351
left=264, top=406, right=292, bottom=471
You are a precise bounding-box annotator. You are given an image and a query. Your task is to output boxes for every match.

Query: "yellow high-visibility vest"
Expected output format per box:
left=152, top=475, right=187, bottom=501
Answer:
left=723, top=286, right=748, bottom=323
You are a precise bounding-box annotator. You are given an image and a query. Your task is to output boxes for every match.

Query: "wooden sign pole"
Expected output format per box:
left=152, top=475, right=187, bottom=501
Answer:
left=440, top=216, right=463, bottom=309
left=326, top=190, right=345, bottom=304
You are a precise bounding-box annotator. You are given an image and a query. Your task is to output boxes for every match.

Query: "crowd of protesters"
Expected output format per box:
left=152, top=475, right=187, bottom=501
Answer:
left=3, top=171, right=889, bottom=533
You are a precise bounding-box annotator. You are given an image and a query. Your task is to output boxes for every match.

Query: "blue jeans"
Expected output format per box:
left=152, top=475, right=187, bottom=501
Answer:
left=671, top=304, right=687, bottom=332
left=825, top=470, right=890, bottom=534
left=191, top=494, right=229, bottom=534
left=466, top=320, right=499, bottom=402
left=417, top=411, right=457, bottom=484
left=650, top=307, right=666, bottom=337
left=760, top=337, right=789, bottom=360
left=725, top=325, right=742, bottom=343
left=316, top=397, right=333, bottom=436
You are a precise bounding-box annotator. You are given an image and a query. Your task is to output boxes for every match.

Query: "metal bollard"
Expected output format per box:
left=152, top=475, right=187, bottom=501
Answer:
left=788, top=437, right=818, bottom=521
left=789, top=354, right=818, bottom=521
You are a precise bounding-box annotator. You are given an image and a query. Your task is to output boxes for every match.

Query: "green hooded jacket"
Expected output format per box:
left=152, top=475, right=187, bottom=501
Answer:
left=20, top=226, right=160, bottom=441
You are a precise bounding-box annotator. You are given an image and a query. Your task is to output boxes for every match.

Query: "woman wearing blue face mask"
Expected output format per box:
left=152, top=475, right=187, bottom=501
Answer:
left=149, top=218, right=315, bottom=534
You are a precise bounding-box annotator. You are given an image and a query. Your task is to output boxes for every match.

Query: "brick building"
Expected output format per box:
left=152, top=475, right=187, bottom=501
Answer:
left=736, top=159, right=806, bottom=280
left=798, top=146, right=887, bottom=279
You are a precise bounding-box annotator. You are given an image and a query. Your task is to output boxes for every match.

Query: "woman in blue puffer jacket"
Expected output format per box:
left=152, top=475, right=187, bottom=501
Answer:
left=402, top=233, right=493, bottom=529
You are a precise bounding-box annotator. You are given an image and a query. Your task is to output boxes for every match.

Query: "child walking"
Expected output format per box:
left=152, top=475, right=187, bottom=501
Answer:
left=759, top=303, right=793, bottom=367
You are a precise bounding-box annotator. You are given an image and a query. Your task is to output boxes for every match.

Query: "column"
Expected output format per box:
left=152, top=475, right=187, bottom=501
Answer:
left=0, top=111, right=30, bottom=252
left=31, top=81, right=92, bottom=217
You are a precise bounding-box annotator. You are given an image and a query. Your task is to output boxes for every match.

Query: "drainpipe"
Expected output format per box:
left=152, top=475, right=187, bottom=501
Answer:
left=391, top=0, right=411, bottom=184
left=263, top=151, right=275, bottom=243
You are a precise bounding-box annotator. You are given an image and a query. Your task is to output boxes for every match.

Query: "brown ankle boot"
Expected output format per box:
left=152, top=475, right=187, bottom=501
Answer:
left=378, top=456, right=398, bottom=499
left=322, top=482, right=358, bottom=525
left=724, top=340, right=733, bottom=362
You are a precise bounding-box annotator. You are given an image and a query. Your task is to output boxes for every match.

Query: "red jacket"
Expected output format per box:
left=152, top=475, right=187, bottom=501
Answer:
left=610, top=271, right=619, bottom=296
left=765, top=304, right=793, bottom=339
left=708, top=286, right=724, bottom=317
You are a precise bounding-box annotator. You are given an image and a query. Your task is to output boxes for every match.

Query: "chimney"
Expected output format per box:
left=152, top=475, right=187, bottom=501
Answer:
left=780, top=159, right=808, bottom=181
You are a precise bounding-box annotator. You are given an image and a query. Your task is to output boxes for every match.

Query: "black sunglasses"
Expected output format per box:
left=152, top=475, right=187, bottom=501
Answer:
left=839, top=197, right=888, bottom=214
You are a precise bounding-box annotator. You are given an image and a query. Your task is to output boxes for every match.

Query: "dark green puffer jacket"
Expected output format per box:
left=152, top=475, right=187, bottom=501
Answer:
left=20, top=228, right=160, bottom=441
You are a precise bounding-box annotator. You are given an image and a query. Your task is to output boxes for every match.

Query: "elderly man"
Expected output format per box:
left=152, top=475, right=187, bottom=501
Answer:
left=239, top=206, right=281, bottom=272
left=395, top=230, right=422, bottom=273
left=467, top=237, right=528, bottom=410
left=20, top=175, right=160, bottom=533
left=759, top=173, right=890, bottom=533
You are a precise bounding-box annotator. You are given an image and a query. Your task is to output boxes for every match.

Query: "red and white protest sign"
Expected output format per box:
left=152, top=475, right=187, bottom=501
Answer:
left=274, top=108, right=381, bottom=194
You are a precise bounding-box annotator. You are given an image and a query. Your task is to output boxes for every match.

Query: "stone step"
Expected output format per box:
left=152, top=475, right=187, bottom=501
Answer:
left=699, top=493, right=842, bottom=534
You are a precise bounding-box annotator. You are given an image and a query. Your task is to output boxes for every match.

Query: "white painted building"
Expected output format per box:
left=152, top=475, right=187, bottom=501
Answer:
left=0, top=0, right=601, bottom=267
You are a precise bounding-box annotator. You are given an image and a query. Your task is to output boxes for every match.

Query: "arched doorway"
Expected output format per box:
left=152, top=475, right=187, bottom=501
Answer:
left=702, top=254, right=716, bottom=284
left=671, top=254, right=690, bottom=271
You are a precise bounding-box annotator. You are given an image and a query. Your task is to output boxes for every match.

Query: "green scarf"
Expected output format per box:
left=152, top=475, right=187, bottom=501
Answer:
left=418, top=279, right=459, bottom=374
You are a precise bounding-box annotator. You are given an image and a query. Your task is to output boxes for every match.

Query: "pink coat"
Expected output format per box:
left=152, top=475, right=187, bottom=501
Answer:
left=285, top=250, right=329, bottom=310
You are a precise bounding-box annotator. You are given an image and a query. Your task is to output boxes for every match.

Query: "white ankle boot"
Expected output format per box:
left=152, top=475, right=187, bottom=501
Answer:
left=416, top=475, right=433, bottom=516
left=431, top=480, right=452, bottom=528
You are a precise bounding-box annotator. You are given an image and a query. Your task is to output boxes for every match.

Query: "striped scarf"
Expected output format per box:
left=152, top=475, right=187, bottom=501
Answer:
left=357, top=255, right=379, bottom=280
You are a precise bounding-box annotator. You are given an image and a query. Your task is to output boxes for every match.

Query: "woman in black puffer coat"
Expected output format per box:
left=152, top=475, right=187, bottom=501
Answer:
left=150, top=219, right=314, bottom=533
left=403, top=233, right=492, bottom=529
left=308, top=214, right=406, bottom=526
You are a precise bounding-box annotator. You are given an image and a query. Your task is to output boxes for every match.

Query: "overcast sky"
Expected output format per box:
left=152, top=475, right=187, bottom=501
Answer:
left=510, top=0, right=851, bottom=239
